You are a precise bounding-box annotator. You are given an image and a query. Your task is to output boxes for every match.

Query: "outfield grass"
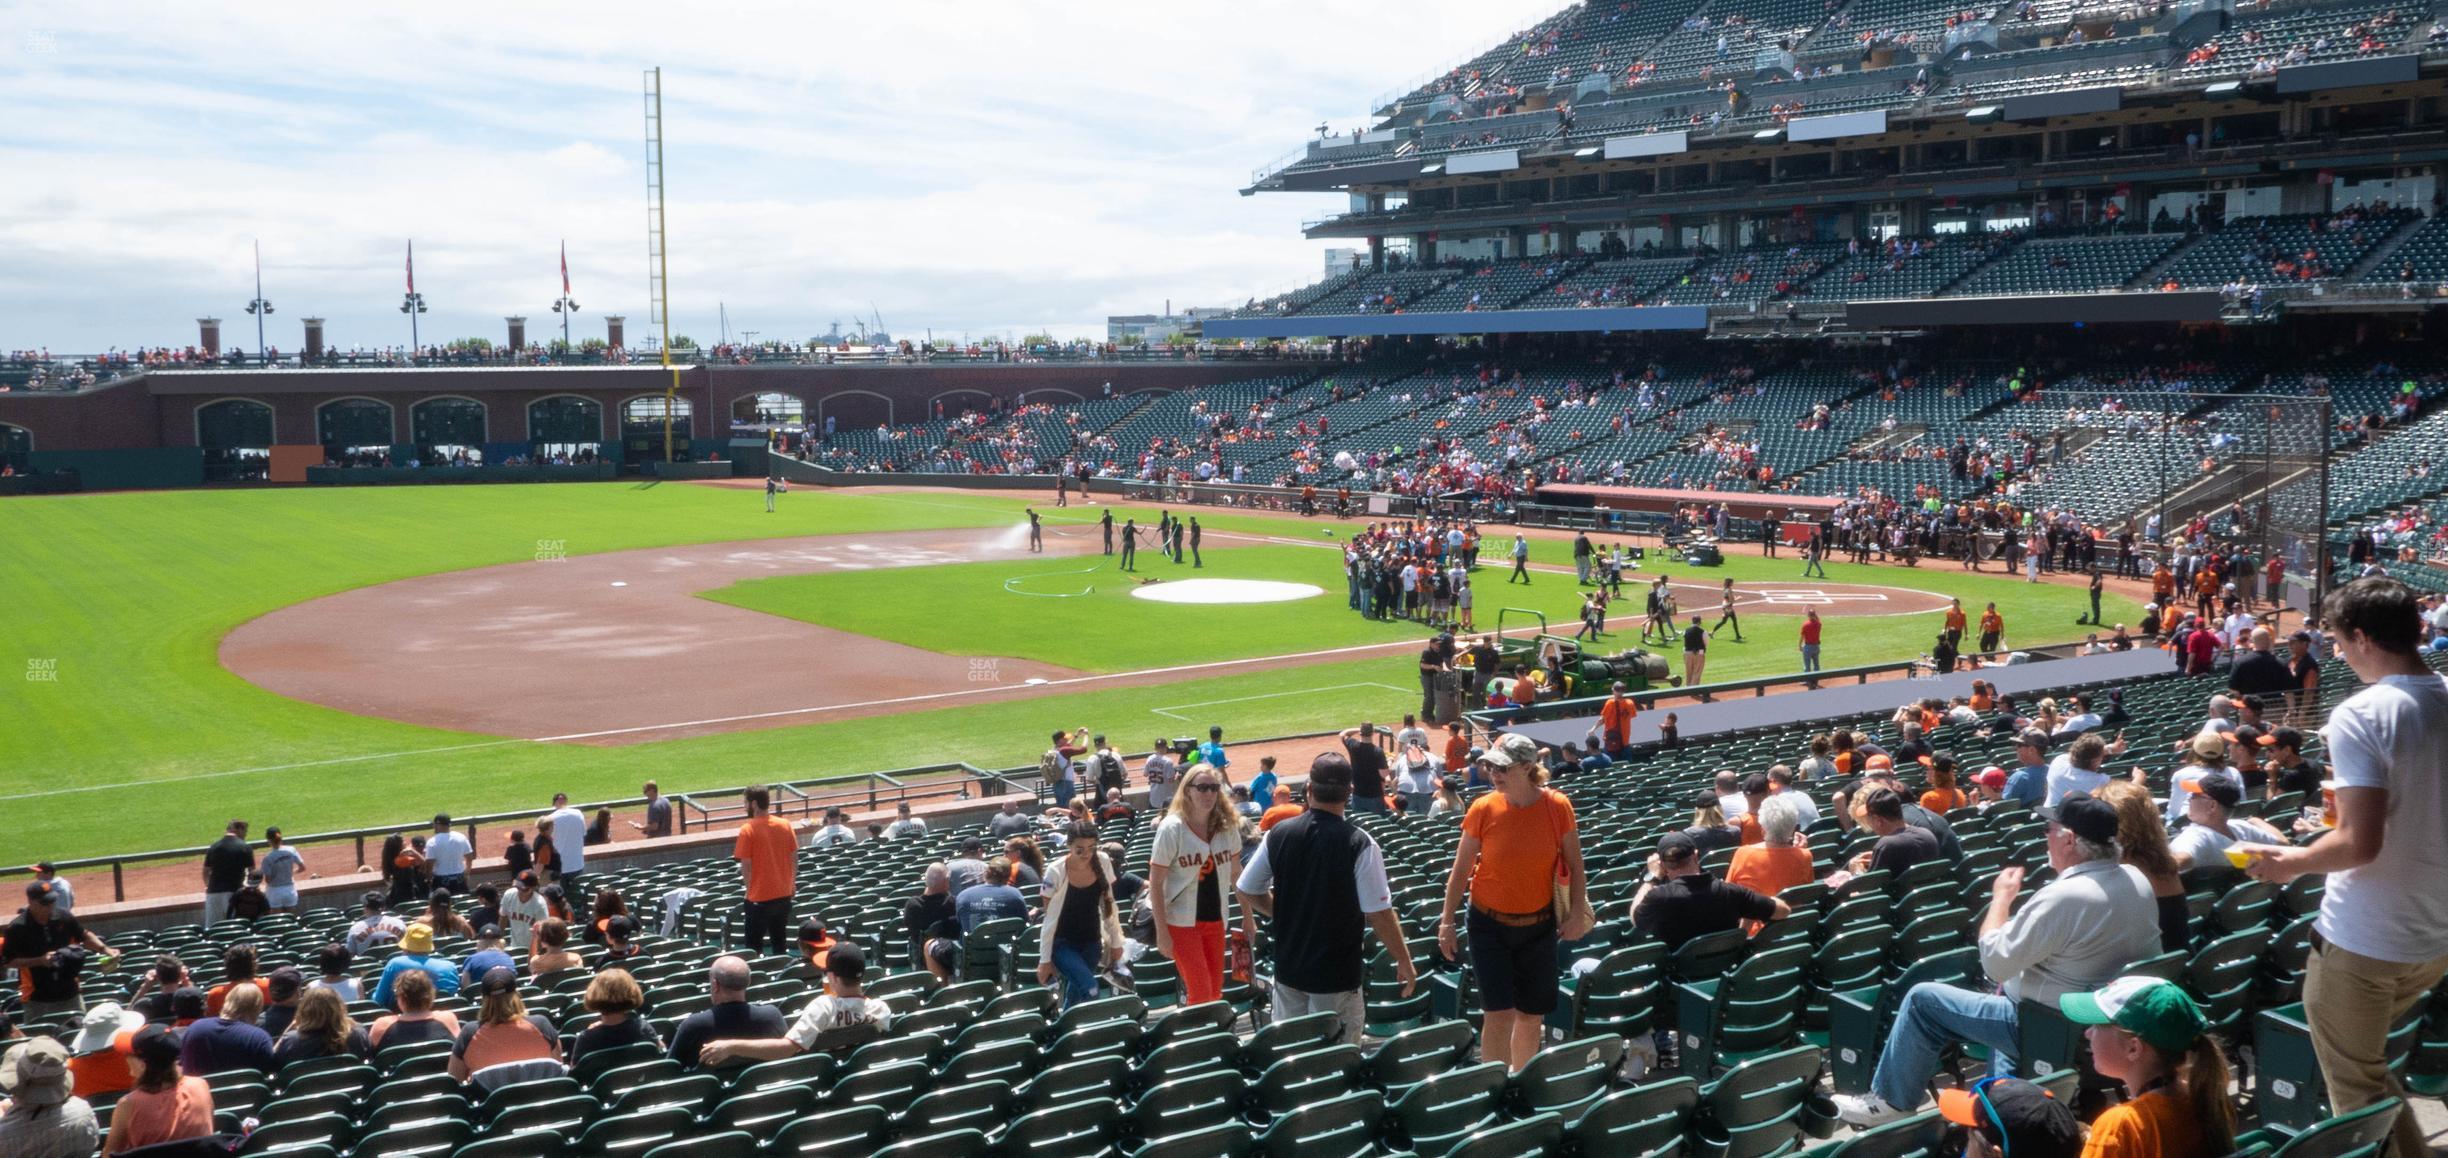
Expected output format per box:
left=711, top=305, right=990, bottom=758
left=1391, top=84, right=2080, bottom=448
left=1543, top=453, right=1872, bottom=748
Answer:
left=3, top=483, right=2136, bottom=859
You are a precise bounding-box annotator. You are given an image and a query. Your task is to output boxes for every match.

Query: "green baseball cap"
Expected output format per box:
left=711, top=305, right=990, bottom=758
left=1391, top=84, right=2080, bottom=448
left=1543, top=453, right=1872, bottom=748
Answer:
left=2059, top=976, right=2208, bottom=1054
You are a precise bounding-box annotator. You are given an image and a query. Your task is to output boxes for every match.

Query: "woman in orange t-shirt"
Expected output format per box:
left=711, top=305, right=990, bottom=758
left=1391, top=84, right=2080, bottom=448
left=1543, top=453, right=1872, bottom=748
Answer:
left=1438, top=741, right=1592, bottom=1073
left=1919, top=758, right=1970, bottom=815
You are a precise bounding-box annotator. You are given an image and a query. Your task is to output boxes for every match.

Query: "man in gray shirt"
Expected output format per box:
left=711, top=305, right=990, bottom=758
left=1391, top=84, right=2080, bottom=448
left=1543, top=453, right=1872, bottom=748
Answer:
left=985, top=802, right=1034, bottom=841
left=1836, top=792, right=2158, bottom=1127
left=945, top=838, right=991, bottom=896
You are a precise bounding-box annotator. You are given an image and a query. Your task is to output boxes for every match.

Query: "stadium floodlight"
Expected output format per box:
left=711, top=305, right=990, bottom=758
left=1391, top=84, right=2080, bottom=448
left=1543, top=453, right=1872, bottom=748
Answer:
left=1753, top=128, right=1783, bottom=142
left=1574, top=146, right=1602, bottom=158
left=1419, top=162, right=1443, bottom=175
left=2203, top=81, right=2244, bottom=101
left=1965, top=105, right=2004, bottom=124
left=244, top=240, right=273, bottom=365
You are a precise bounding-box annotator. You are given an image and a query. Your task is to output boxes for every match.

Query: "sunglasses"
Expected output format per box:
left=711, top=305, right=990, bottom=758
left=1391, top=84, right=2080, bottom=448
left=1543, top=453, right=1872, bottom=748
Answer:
left=1190, top=783, right=1220, bottom=793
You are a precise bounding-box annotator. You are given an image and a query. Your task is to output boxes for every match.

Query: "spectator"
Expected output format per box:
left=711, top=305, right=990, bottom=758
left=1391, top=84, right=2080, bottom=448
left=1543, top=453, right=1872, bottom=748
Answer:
left=1340, top=724, right=1391, bottom=814
left=0, top=1036, right=98, bottom=1158
left=1728, top=795, right=1817, bottom=901
left=64, top=1004, right=140, bottom=1100
left=2043, top=734, right=2113, bottom=807
left=666, top=956, right=787, bottom=1069
left=201, top=819, right=253, bottom=926
left=203, top=945, right=266, bottom=1017
left=631, top=781, right=674, bottom=839
left=1972, top=767, right=2009, bottom=807
left=987, top=799, right=1035, bottom=841
left=1037, top=821, right=1125, bottom=1009
left=502, top=830, right=533, bottom=880
left=128, top=955, right=190, bottom=1023
left=1041, top=731, right=1080, bottom=809
left=179, top=983, right=273, bottom=1076
left=945, top=838, right=990, bottom=895
left=3, top=881, right=111, bottom=1020
left=1633, top=831, right=1791, bottom=951
left=1845, top=787, right=1940, bottom=880
left=423, top=890, right=474, bottom=941
left=528, top=919, right=585, bottom=976
left=567, top=969, right=660, bottom=1072
left=699, top=943, right=891, bottom=1067
left=1682, top=793, right=1742, bottom=854
left=1151, top=762, right=1245, bottom=1007
left=2097, top=781, right=2189, bottom=952
left=100, top=1026, right=213, bottom=1156
left=901, top=864, right=956, bottom=967
left=458, top=925, right=514, bottom=991
left=228, top=872, right=271, bottom=922
left=22, top=864, right=69, bottom=917
left=2061, top=976, right=2237, bottom=1154
left=447, top=967, right=562, bottom=1081
left=1437, top=734, right=1595, bottom=1073
left=1096, top=788, right=1136, bottom=821
left=795, top=918, right=837, bottom=972
left=1921, top=755, right=1970, bottom=814
left=885, top=801, right=929, bottom=839
left=347, top=891, right=403, bottom=954
left=271, top=988, right=370, bottom=1068
left=2264, top=726, right=2324, bottom=796
left=954, top=858, right=1029, bottom=933
left=1144, top=739, right=1181, bottom=814
left=467, top=884, right=502, bottom=933
left=1248, top=756, right=1280, bottom=810
left=2004, top=731, right=2053, bottom=807
left=1002, top=836, right=1046, bottom=889
left=367, top=970, right=459, bottom=1051
left=258, top=967, right=303, bottom=1039
left=1197, top=725, right=1227, bottom=773
left=1394, top=746, right=1442, bottom=814
left=2247, top=577, right=2448, bottom=1158
left=587, top=809, right=613, bottom=847
left=256, top=831, right=302, bottom=913
left=1934, top=1076, right=2082, bottom=1158
left=1835, top=793, right=2158, bottom=1125
left=309, top=945, right=359, bottom=1003
left=2229, top=626, right=2293, bottom=700
left=1766, top=765, right=1819, bottom=828
left=2161, top=733, right=2236, bottom=826
left=806, top=808, right=855, bottom=850
left=1237, top=752, right=1417, bottom=1046
left=1431, top=777, right=1463, bottom=817
left=2170, top=776, right=2287, bottom=869
left=734, top=785, right=798, bottom=957
left=544, top=793, right=589, bottom=898
left=500, top=873, right=547, bottom=950
left=426, top=814, right=472, bottom=895
left=371, top=923, right=460, bottom=1011
left=1258, top=786, right=1302, bottom=831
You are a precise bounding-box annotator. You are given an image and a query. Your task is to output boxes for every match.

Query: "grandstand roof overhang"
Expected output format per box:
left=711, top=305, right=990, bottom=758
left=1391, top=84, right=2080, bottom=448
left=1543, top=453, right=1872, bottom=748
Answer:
left=1200, top=304, right=1707, bottom=339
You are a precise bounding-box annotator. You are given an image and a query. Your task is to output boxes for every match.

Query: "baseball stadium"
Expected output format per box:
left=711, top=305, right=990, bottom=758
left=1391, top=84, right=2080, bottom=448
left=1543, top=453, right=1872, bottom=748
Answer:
left=8, top=5, right=2448, bottom=1157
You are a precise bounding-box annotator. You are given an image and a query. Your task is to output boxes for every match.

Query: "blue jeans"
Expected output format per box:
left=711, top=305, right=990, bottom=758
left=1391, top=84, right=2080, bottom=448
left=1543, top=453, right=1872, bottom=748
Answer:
left=1051, top=940, right=1101, bottom=1008
left=1801, top=643, right=1821, bottom=672
left=1872, top=983, right=2020, bottom=1109
left=1052, top=778, right=1075, bottom=809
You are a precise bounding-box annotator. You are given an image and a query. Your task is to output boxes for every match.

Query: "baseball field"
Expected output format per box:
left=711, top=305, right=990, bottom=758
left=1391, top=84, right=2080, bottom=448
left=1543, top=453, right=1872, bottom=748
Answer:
left=4, top=482, right=2138, bottom=858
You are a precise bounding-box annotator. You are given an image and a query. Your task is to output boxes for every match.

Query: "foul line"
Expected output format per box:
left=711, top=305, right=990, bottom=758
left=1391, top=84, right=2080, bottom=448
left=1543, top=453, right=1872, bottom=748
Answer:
left=1002, top=562, right=1103, bottom=598
left=1150, top=682, right=1413, bottom=722
left=0, top=740, right=532, bottom=803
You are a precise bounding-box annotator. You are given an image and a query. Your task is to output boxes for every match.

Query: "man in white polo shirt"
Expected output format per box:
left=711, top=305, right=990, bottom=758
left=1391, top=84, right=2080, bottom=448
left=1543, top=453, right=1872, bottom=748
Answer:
left=426, top=814, right=473, bottom=895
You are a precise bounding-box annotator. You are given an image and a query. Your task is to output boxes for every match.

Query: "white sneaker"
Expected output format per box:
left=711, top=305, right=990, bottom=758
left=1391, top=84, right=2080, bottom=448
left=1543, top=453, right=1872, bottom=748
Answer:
left=1834, top=1092, right=1916, bottom=1128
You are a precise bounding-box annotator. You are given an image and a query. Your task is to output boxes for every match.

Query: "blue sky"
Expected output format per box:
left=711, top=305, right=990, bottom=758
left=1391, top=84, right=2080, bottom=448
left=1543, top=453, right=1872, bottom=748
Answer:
left=0, top=1, right=1562, bottom=352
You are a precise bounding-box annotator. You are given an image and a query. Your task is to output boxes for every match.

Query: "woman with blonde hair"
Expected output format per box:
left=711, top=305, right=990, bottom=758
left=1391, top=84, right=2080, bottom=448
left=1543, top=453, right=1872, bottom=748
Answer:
left=447, top=967, right=562, bottom=1080
left=1148, top=762, right=1242, bottom=1007
left=2063, top=976, right=2236, bottom=1156
left=1682, top=795, right=1741, bottom=854
left=272, top=987, right=370, bottom=1066
left=2098, top=780, right=2189, bottom=951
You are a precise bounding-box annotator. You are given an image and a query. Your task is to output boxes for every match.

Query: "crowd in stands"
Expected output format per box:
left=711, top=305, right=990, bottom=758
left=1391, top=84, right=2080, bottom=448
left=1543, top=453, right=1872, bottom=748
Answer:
left=11, top=577, right=2448, bottom=1156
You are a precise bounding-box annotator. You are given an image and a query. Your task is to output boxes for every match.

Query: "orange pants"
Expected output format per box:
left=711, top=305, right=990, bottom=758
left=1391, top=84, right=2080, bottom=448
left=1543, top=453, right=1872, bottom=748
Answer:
left=1168, top=921, right=1226, bottom=1006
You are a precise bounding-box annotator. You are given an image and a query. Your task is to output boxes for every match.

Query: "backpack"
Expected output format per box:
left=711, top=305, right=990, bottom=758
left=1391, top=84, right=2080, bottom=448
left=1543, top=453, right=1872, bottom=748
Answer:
left=1041, top=748, right=1072, bottom=783
left=1097, top=752, right=1126, bottom=793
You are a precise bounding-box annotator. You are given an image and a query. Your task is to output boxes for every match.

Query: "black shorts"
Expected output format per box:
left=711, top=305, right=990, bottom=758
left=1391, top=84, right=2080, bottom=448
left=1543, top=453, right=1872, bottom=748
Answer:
left=1467, top=908, right=1560, bottom=1015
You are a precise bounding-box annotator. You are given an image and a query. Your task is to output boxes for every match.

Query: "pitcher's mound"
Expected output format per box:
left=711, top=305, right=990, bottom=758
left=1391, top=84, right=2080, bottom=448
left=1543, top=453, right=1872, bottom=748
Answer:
left=1131, top=578, right=1326, bottom=605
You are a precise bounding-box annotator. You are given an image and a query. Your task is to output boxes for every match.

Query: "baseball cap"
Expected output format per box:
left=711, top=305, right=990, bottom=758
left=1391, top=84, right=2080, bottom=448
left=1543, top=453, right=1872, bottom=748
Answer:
left=824, top=942, right=868, bottom=982
left=399, top=922, right=436, bottom=955
left=2016, top=729, right=2051, bottom=750
left=2060, top=975, right=2209, bottom=1054
left=2184, top=774, right=2244, bottom=809
left=475, top=923, right=502, bottom=941
left=1936, top=1076, right=2082, bottom=1158
left=515, top=871, right=539, bottom=888
left=24, top=881, right=55, bottom=904
left=1656, top=831, right=1698, bottom=862
left=2189, top=733, right=2229, bottom=761
left=127, top=1023, right=183, bottom=1065
left=1974, top=767, right=2008, bottom=790
left=1865, top=753, right=1894, bottom=771
left=265, top=966, right=305, bottom=1002
left=480, top=966, right=520, bottom=996
left=169, top=986, right=207, bottom=1021
left=2040, top=793, right=2120, bottom=845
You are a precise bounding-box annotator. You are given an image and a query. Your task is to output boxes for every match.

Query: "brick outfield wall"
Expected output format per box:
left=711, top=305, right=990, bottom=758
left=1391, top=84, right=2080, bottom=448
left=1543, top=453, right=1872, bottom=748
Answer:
left=0, top=361, right=1316, bottom=454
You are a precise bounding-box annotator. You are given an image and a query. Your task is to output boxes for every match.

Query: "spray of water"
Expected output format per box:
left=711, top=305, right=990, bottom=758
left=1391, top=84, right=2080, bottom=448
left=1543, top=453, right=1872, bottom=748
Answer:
left=987, top=521, right=1034, bottom=552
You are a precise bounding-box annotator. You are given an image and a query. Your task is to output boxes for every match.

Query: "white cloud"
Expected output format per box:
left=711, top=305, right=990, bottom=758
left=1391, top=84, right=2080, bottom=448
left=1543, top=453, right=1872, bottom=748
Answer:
left=0, top=0, right=1563, bottom=350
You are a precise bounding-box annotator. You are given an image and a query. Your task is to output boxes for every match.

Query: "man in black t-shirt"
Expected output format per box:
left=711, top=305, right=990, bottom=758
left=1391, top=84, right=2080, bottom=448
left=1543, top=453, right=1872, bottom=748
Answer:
left=202, top=819, right=254, bottom=927
left=1339, top=723, right=1390, bottom=814
left=1682, top=616, right=1709, bottom=687
left=3, top=881, right=112, bottom=1019
left=666, top=956, right=789, bottom=1069
left=1418, top=635, right=1453, bottom=723
left=1630, top=832, right=1788, bottom=950
left=1848, top=788, right=1941, bottom=883
left=2228, top=626, right=2294, bottom=700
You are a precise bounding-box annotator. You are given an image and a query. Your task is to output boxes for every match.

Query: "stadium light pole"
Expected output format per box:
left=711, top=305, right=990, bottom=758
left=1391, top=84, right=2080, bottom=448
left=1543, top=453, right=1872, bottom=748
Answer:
left=552, top=293, right=580, bottom=351
left=244, top=240, right=273, bottom=366
left=401, top=291, right=427, bottom=353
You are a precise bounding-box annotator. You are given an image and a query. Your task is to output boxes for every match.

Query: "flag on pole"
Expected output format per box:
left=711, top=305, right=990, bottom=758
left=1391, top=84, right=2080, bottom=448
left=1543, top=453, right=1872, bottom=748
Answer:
left=560, top=240, right=571, bottom=296
left=406, top=240, right=416, bottom=294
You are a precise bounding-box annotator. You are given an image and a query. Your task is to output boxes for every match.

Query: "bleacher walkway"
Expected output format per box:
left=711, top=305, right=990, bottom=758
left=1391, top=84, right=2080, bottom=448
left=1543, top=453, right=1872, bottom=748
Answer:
left=1514, top=647, right=2170, bottom=751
